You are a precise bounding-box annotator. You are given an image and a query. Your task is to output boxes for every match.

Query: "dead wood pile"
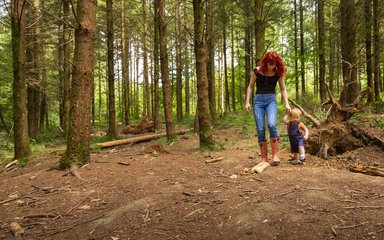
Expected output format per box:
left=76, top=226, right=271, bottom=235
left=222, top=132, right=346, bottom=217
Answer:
left=121, top=115, right=154, bottom=134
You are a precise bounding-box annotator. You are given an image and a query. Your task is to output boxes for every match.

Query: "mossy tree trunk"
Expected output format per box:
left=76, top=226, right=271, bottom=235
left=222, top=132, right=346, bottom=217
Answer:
left=339, top=0, right=359, bottom=105
left=158, top=0, right=175, bottom=140
left=193, top=0, right=214, bottom=149
left=11, top=0, right=31, bottom=160
left=107, top=0, right=116, bottom=138
left=60, top=0, right=97, bottom=169
left=206, top=0, right=216, bottom=121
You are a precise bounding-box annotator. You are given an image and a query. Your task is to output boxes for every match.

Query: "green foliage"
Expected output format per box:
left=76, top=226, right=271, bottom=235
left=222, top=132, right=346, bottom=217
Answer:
left=372, top=117, right=384, bottom=129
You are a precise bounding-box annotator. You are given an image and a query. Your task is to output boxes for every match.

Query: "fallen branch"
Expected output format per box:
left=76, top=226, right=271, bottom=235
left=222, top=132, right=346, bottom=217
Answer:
left=205, top=157, right=224, bottom=163
left=24, top=213, right=58, bottom=218
left=41, top=213, right=105, bottom=237
left=5, top=160, right=18, bottom=169
left=349, top=165, right=384, bottom=177
left=251, top=161, right=270, bottom=173
left=342, top=205, right=384, bottom=210
left=97, top=129, right=193, bottom=149
left=288, top=99, right=321, bottom=127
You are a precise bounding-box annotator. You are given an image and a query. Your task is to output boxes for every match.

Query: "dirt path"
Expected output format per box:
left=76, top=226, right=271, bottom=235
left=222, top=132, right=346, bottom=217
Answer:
left=0, top=127, right=383, bottom=240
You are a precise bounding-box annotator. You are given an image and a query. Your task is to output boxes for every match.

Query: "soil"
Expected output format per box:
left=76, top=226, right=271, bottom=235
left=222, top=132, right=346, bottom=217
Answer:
left=0, top=122, right=383, bottom=240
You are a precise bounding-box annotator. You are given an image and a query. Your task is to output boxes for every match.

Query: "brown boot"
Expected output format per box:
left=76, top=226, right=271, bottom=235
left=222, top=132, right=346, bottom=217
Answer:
left=270, top=137, right=280, bottom=166
left=259, top=141, right=268, bottom=162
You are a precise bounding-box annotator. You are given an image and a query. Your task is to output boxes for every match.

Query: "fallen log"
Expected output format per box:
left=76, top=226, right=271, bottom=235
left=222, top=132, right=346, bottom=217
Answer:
left=349, top=165, right=384, bottom=177
left=251, top=161, right=270, bottom=173
left=97, top=129, right=193, bottom=149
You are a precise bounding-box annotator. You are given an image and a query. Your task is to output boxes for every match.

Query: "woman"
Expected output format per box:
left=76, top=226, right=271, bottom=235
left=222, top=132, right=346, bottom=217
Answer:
left=245, top=51, right=290, bottom=166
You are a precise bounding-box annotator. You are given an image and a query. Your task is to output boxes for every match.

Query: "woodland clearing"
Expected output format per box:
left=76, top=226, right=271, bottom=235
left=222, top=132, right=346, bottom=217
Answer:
left=0, top=113, right=383, bottom=240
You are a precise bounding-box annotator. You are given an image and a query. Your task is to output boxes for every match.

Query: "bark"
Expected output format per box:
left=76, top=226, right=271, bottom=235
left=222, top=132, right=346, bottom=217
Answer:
left=222, top=12, right=229, bottom=114
left=121, top=0, right=129, bottom=125
left=206, top=0, right=216, bottom=121
left=193, top=0, right=214, bottom=149
left=254, top=0, right=265, bottom=64
left=158, top=0, right=175, bottom=139
left=184, top=4, right=190, bottom=118
left=175, top=4, right=183, bottom=121
left=153, top=0, right=160, bottom=130
left=26, top=0, right=41, bottom=139
left=365, top=0, right=374, bottom=103
left=299, top=0, right=305, bottom=95
left=294, top=0, right=299, bottom=101
left=11, top=0, right=31, bottom=159
left=62, top=0, right=71, bottom=136
left=107, top=0, right=116, bottom=138
left=0, top=105, right=10, bottom=135
left=230, top=14, right=236, bottom=112
left=372, top=0, right=381, bottom=101
left=142, top=0, right=150, bottom=116
left=339, top=0, right=359, bottom=105
left=61, top=0, right=97, bottom=168
left=318, top=0, right=326, bottom=103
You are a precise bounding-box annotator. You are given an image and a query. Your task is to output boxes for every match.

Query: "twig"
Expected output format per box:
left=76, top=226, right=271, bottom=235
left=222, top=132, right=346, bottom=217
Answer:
left=117, top=162, right=130, bottom=166
left=253, top=177, right=266, bottom=182
left=205, top=157, right=224, bottom=164
left=65, top=193, right=91, bottom=214
left=41, top=213, right=105, bottom=237
left=184, top=208, right=205, bottom=218
left=342, top=206, right=384, bottom=210
left=334, top=222, right=368, bottom=230
left=331, top=226, right=338, bottom=236
left=24, top=213, right=58, bottom=218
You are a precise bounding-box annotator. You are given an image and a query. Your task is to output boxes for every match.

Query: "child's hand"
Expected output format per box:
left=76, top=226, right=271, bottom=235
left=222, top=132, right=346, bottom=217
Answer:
left=304, top=136, right=308, bottom=141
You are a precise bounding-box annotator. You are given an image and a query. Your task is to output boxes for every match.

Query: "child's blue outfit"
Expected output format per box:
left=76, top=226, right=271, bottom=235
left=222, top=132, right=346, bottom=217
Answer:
left=288, top=122, right=304, bottom=153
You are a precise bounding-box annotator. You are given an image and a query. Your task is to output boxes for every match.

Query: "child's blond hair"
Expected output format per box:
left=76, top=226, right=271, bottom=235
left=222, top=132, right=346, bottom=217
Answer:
left=290, top=108, right=302, bottom=118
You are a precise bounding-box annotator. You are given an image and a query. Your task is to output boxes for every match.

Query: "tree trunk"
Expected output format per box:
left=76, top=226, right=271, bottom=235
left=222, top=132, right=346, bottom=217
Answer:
left=206, top=0, right=216, bottom=121
left=26, top=0, right=41, bottom=140
left=121, top=0, right=129, bottom=126
left=175, top=4, right=183, bottom=121
left=142, top=0, right=150, bottom=116
left=328, top=4, right=336, bottom=95
left=339, top=0, right=359, bottom=105
left=299, top=0, right=306, bottom=95
left=153, top=0, right=160, bottom=130
left=158, top=0, right=175, bottom=139
left=365, top=0, right=374, bottom=103
left=254, top=0, right=265, bottom=64
left=193, top=0, right=214, bottom=149
left=222, top=13, right=229, bottom=114
left=294, top=0, right=299, bottom=101
left=230, top=14, right=236, bottom=113
left=61, top=0, right=97, bottom=168
left=372, top=0, right=381, bottom=101
left=184, top=4, right=190, bottom=118
left=107, top=0, right=116, bottom=138
left=11, top=0, right=31, bottom=160
left=318, top=0, right=326, bottom=103
left=62, top=0, right=71, bottom=136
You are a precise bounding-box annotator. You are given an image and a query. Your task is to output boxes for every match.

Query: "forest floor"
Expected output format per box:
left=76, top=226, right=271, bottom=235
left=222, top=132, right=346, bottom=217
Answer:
left=0, top=114, right=383, bottom=240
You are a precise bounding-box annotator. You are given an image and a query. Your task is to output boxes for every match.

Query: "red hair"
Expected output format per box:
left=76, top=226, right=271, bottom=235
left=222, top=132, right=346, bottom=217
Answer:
left=258, top=51, right=285, bottom=77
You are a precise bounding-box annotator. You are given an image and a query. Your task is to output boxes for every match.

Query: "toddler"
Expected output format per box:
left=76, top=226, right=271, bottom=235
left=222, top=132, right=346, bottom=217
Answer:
left=283, top=108, right=309, bottom=165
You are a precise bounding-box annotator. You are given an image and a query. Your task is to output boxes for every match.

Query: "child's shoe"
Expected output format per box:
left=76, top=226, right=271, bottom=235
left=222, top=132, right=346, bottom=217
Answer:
left=291, top=159, right=303, bottom=165
left=299, top=155, right=306, bottom=162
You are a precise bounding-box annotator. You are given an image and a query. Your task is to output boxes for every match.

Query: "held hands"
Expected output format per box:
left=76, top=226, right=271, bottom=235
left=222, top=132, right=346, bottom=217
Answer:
left=285, top=105, right=291, bottom=115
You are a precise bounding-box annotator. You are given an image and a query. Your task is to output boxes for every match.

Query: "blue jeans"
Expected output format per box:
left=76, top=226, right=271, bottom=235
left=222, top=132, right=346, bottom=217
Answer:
left=253, top=94, right=279, bottom=142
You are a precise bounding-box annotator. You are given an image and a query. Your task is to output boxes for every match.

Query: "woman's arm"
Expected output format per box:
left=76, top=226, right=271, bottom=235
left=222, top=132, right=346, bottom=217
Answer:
left=278, top=77, right=291, bottom=114
left=245, top=71, right=256, bottom=113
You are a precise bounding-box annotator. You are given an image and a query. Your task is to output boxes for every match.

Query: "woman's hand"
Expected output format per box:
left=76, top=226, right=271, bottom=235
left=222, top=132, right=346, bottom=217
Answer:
left=246, top=102, right=251, bottom=113
left=285, top=105, right=291, bottom=115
